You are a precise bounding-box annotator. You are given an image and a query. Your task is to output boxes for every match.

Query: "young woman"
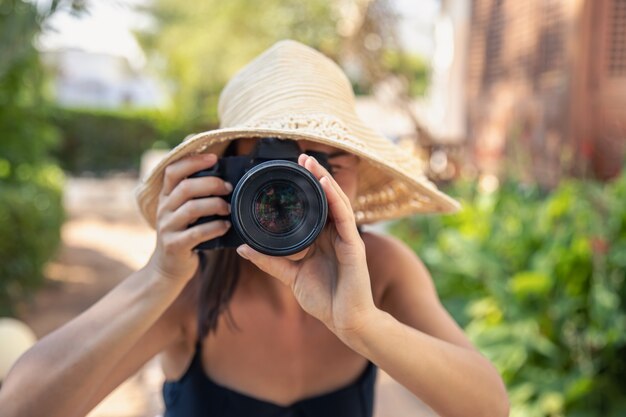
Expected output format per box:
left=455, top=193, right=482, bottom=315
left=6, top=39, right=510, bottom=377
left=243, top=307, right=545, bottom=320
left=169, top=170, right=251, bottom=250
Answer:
left=0, top=40, right=509, bottom=417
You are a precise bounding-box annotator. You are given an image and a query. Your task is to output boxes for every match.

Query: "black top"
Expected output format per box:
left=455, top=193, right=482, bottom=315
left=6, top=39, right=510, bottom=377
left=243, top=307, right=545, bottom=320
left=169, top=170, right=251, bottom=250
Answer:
left=163, top=342, right=377, bottom=417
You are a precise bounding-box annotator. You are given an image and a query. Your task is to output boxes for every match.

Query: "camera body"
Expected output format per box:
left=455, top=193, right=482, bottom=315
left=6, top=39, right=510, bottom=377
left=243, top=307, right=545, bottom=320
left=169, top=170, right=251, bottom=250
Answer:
left=188, top=138, right=330, bottom=256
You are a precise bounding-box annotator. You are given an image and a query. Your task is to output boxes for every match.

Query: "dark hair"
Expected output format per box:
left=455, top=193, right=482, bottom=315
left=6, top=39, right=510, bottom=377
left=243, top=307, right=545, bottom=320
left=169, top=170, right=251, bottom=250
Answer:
left=196, top=249, right=241, bottom=339
left=197, top=140, right=242, bottom=340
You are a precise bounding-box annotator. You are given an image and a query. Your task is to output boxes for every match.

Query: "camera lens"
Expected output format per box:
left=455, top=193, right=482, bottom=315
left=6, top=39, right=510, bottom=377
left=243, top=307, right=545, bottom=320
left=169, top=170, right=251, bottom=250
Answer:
left=230, top=160, right=327, bottom=256
left=253, top=182, right=306, bottom=234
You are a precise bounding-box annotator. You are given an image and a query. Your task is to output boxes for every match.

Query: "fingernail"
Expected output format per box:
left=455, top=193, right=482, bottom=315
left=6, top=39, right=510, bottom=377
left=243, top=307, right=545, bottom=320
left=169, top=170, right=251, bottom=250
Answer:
left=202, top=153, right=216, bottom=161
left=225, top=182, right=233, bottom=192
left=236, top=245, right=249, bottom=259
left=227, top=203, right=232, bottom=213
left=224, top=220, right=231, bottom=228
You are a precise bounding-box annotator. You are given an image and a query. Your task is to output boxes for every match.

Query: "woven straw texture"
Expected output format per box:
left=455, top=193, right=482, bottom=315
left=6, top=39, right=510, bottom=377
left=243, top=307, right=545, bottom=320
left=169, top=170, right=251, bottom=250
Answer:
left=135, top=40, right=460, bottom=228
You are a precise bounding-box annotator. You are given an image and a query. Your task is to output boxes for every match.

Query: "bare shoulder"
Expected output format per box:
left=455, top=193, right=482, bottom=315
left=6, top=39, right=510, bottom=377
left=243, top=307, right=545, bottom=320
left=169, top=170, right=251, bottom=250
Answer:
left=361, top=230, right=417, bottom=262
left=159, top=275, right=201, bottom=379
left=360, top=231, right=432, bottom=306
left=168, top=275, right=200, bottom=339
left=361, top=231, right=427, bottom=279
left=361, top=231, right=474, bottom=349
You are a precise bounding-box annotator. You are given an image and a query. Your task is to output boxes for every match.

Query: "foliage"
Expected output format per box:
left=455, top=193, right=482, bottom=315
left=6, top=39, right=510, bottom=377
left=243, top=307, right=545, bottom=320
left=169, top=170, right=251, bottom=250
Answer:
left=0, top=170, right=64, bottom=316
left=137, top=0, right=340, bottom=125
left=0, top=0, right=74, bottom=314
left=138, top=0, right=431, bottom=123
left=49, top=106, right=209, bottom=175
left=382, top=50, right=430, bottom=97
left=391, top=174, right=626, bottom=417
left=347, top=50, right=431, bottom=97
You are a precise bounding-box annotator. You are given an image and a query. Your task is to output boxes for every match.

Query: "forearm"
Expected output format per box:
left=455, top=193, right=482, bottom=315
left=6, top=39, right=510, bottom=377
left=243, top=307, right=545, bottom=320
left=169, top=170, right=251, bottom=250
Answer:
left=344, top=309, right=509, bottom=417
left=0, top=266, right=185, bottom=417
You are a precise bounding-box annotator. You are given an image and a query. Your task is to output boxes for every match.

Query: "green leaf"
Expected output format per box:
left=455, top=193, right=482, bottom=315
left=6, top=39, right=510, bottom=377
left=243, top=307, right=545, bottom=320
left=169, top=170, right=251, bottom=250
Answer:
left=510, top=271, right=553, bottom=297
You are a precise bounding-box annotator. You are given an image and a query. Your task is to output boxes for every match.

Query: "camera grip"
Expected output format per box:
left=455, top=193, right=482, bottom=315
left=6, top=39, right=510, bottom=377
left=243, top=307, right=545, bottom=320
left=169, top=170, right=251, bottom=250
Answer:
left=187, top=158, right=248, bottom=251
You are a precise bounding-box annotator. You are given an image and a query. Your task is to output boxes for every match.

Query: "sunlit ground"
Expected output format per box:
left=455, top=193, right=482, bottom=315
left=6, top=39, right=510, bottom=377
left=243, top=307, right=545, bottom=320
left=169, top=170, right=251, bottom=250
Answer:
left=19, top=177, right=435, bottom=417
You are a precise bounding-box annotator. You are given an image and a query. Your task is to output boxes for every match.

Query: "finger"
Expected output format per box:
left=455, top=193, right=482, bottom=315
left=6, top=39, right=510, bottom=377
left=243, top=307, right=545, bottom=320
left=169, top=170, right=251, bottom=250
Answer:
left=299, top=153, right=330, bottom=178
left=165, top=219, right=231, bottom=253
left=284, top=246, right=310, bottom=261
left=161, top=153, right=217, bottom=196
left=302, top=155, right=351, bottom=209
left=164, top=176, right=233, bottom=212
left=320, top=176, right=359, bottom=243
left=236, top=245, right=298, bottom=288
left=300, top=154, right=357, bottom=238
left=163, top=197, right=231, bottom=231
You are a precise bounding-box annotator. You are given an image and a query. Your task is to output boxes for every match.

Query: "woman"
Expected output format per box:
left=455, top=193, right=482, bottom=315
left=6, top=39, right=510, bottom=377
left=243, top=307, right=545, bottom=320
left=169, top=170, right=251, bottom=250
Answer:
left=0, top=40, right=509, bottom=417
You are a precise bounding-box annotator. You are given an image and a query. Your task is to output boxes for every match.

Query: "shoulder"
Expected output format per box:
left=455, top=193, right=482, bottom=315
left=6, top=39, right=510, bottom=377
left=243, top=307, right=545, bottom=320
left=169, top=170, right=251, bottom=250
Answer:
left=159, top=276, right=201, bottom=379
left=361, top=230, right=416, bottom=261
left=360, top=231, right=432, bottom=305
left=361, top=232, right=476, bottom=350
left=172, top=276, right=201, bottom=344
left=361, top=231, right=425, bottom=278
left=154, top=275, right=201, bottom=354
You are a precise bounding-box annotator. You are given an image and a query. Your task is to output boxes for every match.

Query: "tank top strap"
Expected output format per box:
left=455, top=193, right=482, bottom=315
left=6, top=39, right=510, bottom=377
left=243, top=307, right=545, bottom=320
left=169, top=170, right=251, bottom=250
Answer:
left=191, top=338, right=204, bottom=365
left=175, top=338, right=204, bottom=382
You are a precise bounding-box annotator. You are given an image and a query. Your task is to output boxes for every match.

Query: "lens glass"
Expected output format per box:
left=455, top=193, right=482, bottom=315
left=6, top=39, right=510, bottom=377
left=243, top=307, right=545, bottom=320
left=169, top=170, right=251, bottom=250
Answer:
left=253, top=181, right=306, bottom=234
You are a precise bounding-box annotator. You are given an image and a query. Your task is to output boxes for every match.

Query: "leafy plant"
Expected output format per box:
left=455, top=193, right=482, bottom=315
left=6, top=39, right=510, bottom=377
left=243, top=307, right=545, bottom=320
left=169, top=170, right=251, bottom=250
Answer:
left=0, top=0, right=71, bottom=314
left=49, top=106, right=203, bottom=175
left=137, top=0, right=340, bottom=125
left=391, top=174, right=626, bottom=417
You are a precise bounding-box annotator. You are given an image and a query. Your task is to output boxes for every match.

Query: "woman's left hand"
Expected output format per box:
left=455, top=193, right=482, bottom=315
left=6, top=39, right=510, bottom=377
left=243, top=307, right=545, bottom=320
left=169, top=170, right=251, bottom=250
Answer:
left=236, top=154, right=377, bottom=340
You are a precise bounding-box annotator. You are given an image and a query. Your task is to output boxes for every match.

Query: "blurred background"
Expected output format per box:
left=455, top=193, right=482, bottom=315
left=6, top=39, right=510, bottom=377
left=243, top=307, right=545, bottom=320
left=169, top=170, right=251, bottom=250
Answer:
left=1, top=0, right=625, bottom=416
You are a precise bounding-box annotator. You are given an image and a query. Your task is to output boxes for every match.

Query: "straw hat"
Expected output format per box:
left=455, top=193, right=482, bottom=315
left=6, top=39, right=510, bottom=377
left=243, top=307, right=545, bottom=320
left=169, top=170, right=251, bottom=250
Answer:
left=136, top=40, right=459, bottom=227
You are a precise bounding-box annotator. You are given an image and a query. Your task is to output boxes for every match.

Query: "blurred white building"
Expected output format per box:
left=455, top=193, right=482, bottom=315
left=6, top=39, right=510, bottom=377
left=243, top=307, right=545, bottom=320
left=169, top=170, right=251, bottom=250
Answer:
left=356, top=0, right=470, bottom=145
left=417, top=0, right=470, bottom=145
left=42, top=48, right=167, bottom=109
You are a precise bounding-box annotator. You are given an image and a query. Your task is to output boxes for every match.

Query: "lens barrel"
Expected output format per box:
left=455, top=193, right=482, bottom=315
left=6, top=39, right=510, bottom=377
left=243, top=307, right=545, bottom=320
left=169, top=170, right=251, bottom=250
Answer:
left=230, top=160, right=327, bottom=256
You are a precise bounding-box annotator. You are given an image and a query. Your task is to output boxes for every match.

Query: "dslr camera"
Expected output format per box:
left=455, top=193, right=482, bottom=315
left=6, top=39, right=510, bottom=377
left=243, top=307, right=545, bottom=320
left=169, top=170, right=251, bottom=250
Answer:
left=188, top=138, right=330, bottom=256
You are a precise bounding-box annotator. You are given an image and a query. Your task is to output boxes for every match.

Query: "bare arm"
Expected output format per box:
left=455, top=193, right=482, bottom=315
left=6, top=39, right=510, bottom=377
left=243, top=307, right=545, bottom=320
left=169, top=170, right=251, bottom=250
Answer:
left=79, top=276, right=199, bottom=416
left=0, top=153, right=232, bottom=417
left=350, top=234, right=510, bottom=417
left=0, top=266, right=185, bottom=417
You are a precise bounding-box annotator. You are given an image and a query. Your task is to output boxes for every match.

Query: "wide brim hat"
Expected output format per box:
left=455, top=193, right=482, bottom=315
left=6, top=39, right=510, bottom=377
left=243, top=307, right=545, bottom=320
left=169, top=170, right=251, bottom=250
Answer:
left=136, top=40, right=460, bottom=228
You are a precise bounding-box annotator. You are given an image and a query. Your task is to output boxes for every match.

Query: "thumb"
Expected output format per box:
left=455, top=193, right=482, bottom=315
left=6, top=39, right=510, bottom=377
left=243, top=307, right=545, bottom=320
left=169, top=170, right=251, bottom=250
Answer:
left=236, top=245, right=298, bottom=288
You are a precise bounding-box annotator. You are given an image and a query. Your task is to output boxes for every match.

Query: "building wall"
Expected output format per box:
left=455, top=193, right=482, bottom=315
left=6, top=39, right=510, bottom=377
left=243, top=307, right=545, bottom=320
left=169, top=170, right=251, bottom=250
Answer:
left=576, top=0, right=626, bottom=179
left=466, top=0, right=626, bottom=184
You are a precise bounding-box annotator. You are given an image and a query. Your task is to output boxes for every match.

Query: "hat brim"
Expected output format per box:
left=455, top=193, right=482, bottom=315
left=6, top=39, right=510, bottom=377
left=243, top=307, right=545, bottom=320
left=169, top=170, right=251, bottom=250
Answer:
left=135, top=126, right=460, bottom=229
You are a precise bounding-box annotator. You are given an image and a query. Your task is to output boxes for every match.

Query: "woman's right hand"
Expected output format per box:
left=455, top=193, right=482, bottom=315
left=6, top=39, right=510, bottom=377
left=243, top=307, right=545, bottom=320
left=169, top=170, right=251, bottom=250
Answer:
left=146, top=153, right=233, bottom=283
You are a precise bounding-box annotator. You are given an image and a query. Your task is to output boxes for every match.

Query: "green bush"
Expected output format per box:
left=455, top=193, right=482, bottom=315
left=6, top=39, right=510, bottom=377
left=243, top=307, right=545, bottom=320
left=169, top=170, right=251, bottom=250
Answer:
left=0, top=0, right=66, bottom=314
left=50, top=107, right=216, bottom=175
left=0, top=166, right=64, bottom=315
left=391, top=173, right=626, bottom=417
left=382, top=50, right=430, bottom=97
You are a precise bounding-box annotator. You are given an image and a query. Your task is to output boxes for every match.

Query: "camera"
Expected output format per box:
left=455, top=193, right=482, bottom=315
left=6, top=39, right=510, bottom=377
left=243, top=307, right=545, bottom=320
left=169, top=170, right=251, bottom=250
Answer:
left=188, top=138, right=330, bottom=256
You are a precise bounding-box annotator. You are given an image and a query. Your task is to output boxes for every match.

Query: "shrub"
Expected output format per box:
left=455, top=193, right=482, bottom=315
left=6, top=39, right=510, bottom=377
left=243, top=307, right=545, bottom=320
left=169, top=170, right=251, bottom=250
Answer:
left=0, top=0, right=66, bottom=314
left=0, top=166, right=64, bottom=315
left=50, top=107, right=216, bottom=175
left=390, top=173, right=626, bottom=417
